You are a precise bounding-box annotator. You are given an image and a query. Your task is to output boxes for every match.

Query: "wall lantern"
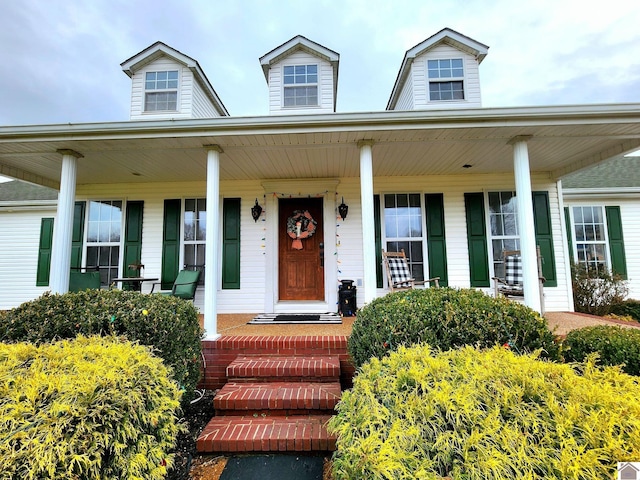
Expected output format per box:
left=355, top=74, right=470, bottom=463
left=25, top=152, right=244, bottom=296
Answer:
left=251, top=198, right=263, bottom=222
left=338, top=197, right=349, bottom=221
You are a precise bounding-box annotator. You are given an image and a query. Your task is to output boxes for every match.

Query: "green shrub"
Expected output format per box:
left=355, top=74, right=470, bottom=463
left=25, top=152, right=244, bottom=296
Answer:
left=0, top=335, right=183, bottom=479
left=0, top=289, right=203, bottom=402
left=329, top=344, right=640, bottom=480
left=563, top=325, right=640, bottom=376
left=571, top=263, right=628, bottom=316
left=610, top=299, right=640, bottom=322
left=348, top=287, right=558, bottom=368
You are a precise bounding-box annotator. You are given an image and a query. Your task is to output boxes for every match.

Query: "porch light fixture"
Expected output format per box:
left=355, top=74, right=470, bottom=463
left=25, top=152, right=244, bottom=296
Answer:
left=251, top=198, right=263, bottom=222
left=338, top=197, right=349, bottom=220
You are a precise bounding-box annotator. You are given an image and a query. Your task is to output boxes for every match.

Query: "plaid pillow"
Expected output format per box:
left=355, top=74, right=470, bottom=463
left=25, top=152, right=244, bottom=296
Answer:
left=388, top=257, right=413, bottom=288
left=504, top=254, right=523, bottom=287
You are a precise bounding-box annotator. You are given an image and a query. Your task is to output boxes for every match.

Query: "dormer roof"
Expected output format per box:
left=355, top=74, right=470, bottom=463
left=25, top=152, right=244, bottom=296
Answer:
left=260, top=35, right=339, bottom=110
left=120, top=41, right=229, bottom=116
left=387, top=28, right=489, bottom=110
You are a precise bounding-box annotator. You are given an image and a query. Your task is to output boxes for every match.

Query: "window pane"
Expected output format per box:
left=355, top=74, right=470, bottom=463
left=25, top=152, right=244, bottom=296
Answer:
left=307, top=65, right=317, bottom=74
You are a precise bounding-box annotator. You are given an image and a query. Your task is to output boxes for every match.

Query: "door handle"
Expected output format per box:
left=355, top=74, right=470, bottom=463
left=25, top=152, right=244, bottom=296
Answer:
left=319, top=242, right=324, bottom=267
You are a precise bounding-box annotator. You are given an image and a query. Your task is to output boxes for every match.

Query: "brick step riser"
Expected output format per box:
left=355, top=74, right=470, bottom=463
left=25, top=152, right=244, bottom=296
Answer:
left=215, top=409, right=336, bottom=417
left=225, top=376, right=338, bottom=383
left=215, top=395, right=340, bottom=412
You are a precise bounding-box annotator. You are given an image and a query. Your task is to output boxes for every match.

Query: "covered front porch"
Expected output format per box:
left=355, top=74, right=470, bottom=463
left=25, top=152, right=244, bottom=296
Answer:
left=3, top=105, right=640, bottom=337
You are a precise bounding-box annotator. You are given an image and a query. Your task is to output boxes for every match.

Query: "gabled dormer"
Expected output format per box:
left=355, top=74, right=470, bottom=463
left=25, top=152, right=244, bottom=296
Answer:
left=259, top=36, right=339, bottom=115
left=387, top=28, right=488, bottom=111
left=121, top=42, right=228, bottom=120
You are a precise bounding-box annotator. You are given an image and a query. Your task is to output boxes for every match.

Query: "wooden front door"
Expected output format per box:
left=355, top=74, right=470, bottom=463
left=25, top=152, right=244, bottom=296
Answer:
left=278, top=198, right=324, bottom=300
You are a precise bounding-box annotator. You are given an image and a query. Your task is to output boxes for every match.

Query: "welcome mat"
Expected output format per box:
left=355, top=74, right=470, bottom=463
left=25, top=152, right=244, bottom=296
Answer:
left=249, top=313, right=342, bottom=324
left=220, top=454, right=324, bottom=480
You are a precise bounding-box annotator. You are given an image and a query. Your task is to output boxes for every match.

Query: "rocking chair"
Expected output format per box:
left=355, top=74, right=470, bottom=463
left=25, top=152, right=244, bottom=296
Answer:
left=492, top=247, right=546, bottom=312
left=382, top=249, right=439, bottom=292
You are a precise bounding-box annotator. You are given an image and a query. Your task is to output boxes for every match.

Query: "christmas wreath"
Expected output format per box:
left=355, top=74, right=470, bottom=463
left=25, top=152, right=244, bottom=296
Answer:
left=286, top=210, right=317, bottom=250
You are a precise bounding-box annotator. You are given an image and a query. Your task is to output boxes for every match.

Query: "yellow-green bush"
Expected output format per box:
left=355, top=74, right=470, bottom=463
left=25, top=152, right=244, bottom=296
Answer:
left=329, top=344, right=640, bottom=480
left=0, top=336, right=183, bottom=480
left=0, top=290, right=202, bottom=403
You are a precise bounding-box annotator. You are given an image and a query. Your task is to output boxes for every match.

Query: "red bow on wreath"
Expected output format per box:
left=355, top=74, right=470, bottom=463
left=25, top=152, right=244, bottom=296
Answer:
left=286, top=210, right=317, bottom=250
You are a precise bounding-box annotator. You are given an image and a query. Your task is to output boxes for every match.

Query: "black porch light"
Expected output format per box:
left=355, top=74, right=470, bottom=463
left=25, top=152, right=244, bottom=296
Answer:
left=338, top=197, right=349, bottom=220
left=251, top=198, right=263, bottom=222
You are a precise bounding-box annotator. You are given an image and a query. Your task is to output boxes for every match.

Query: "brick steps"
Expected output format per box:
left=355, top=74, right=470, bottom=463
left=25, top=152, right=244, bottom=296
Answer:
left=196, top=415, right=335, bottom=453
left=227, top=355, right=341, bottom=382
left=214, top=381, right=342, bottom=415
left=197, top=338, right=346, bottom=454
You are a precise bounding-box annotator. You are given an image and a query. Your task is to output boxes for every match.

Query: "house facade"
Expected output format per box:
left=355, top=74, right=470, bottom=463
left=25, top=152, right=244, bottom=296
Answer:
left=2, top=29, right=640, bottom=338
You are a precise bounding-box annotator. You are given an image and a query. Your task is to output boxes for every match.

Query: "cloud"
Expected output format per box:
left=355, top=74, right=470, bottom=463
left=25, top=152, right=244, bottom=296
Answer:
left=1, top=0, right=639, bottom=124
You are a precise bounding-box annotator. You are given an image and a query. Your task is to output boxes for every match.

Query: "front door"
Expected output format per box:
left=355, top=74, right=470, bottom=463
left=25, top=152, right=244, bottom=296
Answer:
left=278, top=198, right=324, bottom=300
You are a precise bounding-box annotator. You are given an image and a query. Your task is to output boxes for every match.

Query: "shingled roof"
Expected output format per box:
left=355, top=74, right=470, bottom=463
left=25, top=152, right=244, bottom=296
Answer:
left=0, top=180, right=58, bottom=202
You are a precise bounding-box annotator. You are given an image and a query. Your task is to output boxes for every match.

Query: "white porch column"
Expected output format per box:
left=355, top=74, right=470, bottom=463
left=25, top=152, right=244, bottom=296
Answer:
left=358, top=140, right=377, bottom=304
left=509, top=136, right=542, bottom=313
left=203, top=145, right=222, bottom=340
left=50, top=149, right=81, bottom=293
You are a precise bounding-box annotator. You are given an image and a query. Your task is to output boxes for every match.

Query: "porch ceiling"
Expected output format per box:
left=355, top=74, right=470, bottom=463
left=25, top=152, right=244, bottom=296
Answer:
left=1, top=105, right=640, bottom=189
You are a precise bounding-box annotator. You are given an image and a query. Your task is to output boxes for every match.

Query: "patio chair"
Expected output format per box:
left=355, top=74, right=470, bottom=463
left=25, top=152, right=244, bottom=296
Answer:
left=492, top=247, right=546, bottom=312
left=151, top=269, right=201, bottom=300
left=382, top=249, right=439, bottom=292
left=69, top=267, right=101, bottom=292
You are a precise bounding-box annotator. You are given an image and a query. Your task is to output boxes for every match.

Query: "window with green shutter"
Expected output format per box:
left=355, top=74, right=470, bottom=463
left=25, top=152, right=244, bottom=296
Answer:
left=464, top=193, right=490, bottom=287
left=36, top=218, right=54, bottom=286
left=425, top=193, right=448, bottom=286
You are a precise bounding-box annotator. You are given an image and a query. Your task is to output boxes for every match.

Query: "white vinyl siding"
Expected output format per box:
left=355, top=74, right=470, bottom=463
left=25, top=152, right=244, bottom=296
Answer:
left=411, top=44, right=482, bottom=109
left=267, top=51, right=335, bottom=115
left=192, top=79, right=222, bottom=118
left=0, top=207, right=57, bottom=310
left=392, top=74, right=415, bottom=110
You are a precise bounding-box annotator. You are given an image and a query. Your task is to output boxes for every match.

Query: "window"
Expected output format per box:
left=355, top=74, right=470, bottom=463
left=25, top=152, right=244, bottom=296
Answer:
left=427, top=59, right=464, bottom=101
left=383, top=194, right=425, bottom=281
left=183, top=198, right=206, bottom=284
left=283, top=65, right=318, bottom=107
left=571, top=206, right=608, bottom=273
left=488, top=192, right=520, bottom=278
left=85, top=200, right=122, bottom=286
left=144, top=70, right=178, bottom=111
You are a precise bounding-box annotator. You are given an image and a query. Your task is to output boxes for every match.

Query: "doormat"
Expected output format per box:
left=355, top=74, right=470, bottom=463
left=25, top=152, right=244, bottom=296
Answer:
left=220, top=454, right=325, bottom=480
left=249, top=313, right=342, bottom=324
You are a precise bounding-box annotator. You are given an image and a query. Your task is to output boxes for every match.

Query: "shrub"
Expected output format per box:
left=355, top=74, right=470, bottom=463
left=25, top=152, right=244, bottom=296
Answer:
left=348, top=287, right=558, bottom=368
left=0, top=289, right=203, bottom=402
left=329, top=344, right=640, bottom=480
left=610, top=299, right=640, bottom=322
left=563, top=325, right=640, bottom=376
left=0, top=335, right=183, bottom=479
left=571, top=263, right=628, bottom=316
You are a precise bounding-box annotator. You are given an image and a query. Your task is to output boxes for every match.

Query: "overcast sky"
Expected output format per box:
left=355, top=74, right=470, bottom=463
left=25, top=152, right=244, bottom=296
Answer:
left=1, top=0, right=640, bottom=127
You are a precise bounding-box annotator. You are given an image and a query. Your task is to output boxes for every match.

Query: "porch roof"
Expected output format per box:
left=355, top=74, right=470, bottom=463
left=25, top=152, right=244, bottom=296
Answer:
left=1, top=103, right=640, bottom=190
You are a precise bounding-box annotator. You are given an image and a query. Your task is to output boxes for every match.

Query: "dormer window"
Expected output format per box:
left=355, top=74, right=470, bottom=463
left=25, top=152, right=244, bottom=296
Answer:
left=283, top=65, right=318, bottom=107
left=144, top=70, right=178, bottom=111
left=427, top=59, right=464, bottom=101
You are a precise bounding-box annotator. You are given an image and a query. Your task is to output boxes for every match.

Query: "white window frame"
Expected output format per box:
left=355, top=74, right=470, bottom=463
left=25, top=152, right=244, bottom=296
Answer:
left=144, top=70, right=179, bottom=112
left=486, top=191, right=520, bottom=279
left=83, top=199, right=124, bottom=287
left=282, top=64, right=319, bottom=108
left=568, top=205, right=610, bottom=274
left=427, top=58, right=465, bottom=102
left=182, top=198, right=206, bottom=284
left=380, top=193, right=427, bottom=284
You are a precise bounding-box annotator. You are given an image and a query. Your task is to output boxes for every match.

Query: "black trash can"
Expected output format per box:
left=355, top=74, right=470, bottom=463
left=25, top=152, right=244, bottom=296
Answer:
left=338, top=280, right=357, bottom=317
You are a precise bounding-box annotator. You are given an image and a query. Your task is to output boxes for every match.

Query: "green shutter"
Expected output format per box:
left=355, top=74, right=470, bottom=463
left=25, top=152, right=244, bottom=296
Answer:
left=161, top=199, right=181, bottom=290
left=532, top=191, right=557, bottom=287
left=374, top=195, right=383, bottom=288
left=606, top=206, right=627, bottom=279
left=222, top=198, right=241, bottom=289
left=464, top=193, right=490, bottom=287
left=425, top=193, right=448, bottom=286
left=36, top=217, right=55, bottom=286
left=564, top=207, right=574, bottom=264
left=122, top=201, right=144, bottom=283
left=70, top=201, right=85, bottom=269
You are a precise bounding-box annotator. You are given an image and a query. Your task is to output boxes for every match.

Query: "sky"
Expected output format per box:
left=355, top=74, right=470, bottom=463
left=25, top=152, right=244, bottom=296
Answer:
left=1, top=0, right=640, bottom=128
